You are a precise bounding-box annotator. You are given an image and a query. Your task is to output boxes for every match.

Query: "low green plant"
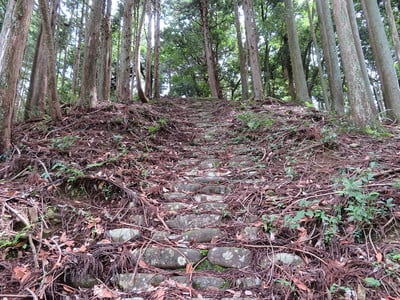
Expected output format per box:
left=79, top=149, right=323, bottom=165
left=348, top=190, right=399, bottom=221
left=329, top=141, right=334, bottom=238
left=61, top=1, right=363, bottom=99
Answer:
left=51, top=135, right=78, bottom=150
left=51, top=162, right=84, bottom=182
left=364, top=277, right=381, bottom=287
left=237, top=112, right=274, bottom=131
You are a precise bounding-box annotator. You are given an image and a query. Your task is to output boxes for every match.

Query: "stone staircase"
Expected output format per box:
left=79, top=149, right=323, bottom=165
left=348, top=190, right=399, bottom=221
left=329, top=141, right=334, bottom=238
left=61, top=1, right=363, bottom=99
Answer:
left=103, top=99, right=302, bottom=299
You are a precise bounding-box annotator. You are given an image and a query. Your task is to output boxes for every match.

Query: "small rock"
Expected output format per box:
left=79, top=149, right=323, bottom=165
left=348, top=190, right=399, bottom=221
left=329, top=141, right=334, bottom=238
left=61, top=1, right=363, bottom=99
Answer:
left=208, top=247, right=252, bottom=268
left=139, top=247, right=203, bottom=269
left=107, top=228, right=141, bottom=242
left=182, top=228, right=222, bottom=243
left=162, top=202, right=190, bottom=212
left=200, top=185, right=229, bottom=195
left=193, top=176, right=227, bottom=183
left=130, top=215, right=144, bottom=226
left=192, top=276, right=226, bottom=289
left=175, top=183, right=202, bottom=193
left=166, top=214, right=222, bottom=229
left=260, top=252, right=304, bottom=267
left=163, top=192, right=187, bottom=201
left=70, top=273, right=97, bottom=288
left=194, top=194, right=225, bottom=202
left=196, top=202, right=228, bottom=212
left=240, top=227, right=259, bottom=242
left=115, top=273, right=164, bottom=292
left=235, top=277, right=262, bottom=288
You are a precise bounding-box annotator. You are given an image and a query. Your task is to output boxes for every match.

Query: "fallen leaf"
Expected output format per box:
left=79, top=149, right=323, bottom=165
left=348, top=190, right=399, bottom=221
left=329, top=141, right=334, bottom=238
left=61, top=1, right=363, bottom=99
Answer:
left=292, top=278, right=309, bottom=291
left=376, top=252, right=383, bottom=263
left=93, top=284, right=118, bottom=298
left=12, top=265, right=30, bottom=282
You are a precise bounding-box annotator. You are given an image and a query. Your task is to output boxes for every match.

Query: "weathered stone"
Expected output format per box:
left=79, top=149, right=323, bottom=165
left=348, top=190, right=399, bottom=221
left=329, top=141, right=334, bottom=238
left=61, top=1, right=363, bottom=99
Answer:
left=163, top=192, right=187, bottom=201
left=70, top=274, right=97, bottom=288
left=151, top=231, right=170, bottom=241
left=107, top=228, right=141, bottom=242
left=193, top=176, right=227, bottom=183
left=200, top=185, right=229, bottom=195
left=194, top=194, right=225, bottom=202
left=235, top=277, right=262, bottom=288
left=130, top=215, right=144, bottom=226
left=208, top=247, right=252, bottom=268
left=139, top=247, right=203, bottom=269
left=116, top=273, right=164, bottom=291
left=192, top=276, right=226, bottom=289
left=240, top=227, right=259, bottom=242
left=196, top=202, right=228, bottom=212
left=198, top=159, right=219, bottom=169
left=166, top=214, right=222, bottom=229
left=260, top=252, right=304, bottom=268
left=175, top=183, right=202, bottom=193
left=162, top=202, right=190, bottom=212
left=182, top=228, right=222, bottom=243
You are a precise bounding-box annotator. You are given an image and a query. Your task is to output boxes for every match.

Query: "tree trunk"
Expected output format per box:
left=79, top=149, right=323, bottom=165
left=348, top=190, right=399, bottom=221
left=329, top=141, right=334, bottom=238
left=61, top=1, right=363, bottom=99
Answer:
left=0, top=0, right=34, bottom=152
left=306, top=0, right=329, bottom=108
left=384, top=0, right=400, bottom=65
left=242, top=0, right=263, bottom=100
left=199, top=0, right=221, bottom=99
left=134, top=0, right=149, bottom=103
left=331, top=0, right=376, bottom=127
left=315, top=0, right=345, bottom=115
left=118, top=0, right=134, bottom=101
left=78, top=0, right=103, bottom=108
left=145, top=0, right=153, bottom=98
left=346, top=0, right=376, bottom=110
left=153, top=0, right=161, bottom=99
left=38, top=0, right=62, bottom=120
left=72, top=1, right=86, bottom=96
left=233, top=0, right=249, bottom=100
left=98, top=0, right=112, bottom=100
left=284, top=0, right=310, bottom=103
left=362, top=0, right=400, bottom=121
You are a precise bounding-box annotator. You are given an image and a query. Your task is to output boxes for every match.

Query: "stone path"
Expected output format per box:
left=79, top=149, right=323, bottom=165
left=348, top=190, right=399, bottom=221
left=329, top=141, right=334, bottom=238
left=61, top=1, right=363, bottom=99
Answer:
left=104, top=99, right=302, bottom=299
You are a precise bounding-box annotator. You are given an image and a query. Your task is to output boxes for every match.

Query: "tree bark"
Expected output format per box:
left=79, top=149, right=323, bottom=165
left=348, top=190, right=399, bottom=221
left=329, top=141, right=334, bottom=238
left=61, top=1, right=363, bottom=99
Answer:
left=233, top=0, right=249, bottom=100
left=199, top=0, right=221, bottom=99
left=384, top=0, right=400, bottom=65
left=284, top=0, right=310, bottom=103
left=145, top=0, right=153, bottom=98
left=315, top=0, right=345, bottom=115
left=242, top=0, right=263, bottom=100
left=331, top=0, right=376, bottom=127
left=153, top=0, right=161, bottom=99
left=78, top=0, right=103, bottom=108
left=118, top=0, right=134, bottom=101
left=98, top=0, right=112, bottom=100
left=134, top=0, right=149, bottom=103
left=38, top=0, right=62, bottom=119
left=362, top=0, right=400, bottom=121
left=0, top=0, right=34, bottom=152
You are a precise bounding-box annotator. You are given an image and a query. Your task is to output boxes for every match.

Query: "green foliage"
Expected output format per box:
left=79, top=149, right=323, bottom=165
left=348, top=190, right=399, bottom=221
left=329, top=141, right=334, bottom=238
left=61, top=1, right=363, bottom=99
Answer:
left=51, top=135, right=78, bottom=150
left=195, top=259, right=226, bottom=272
left=338, top=166, right=394, bottom=228
left=0, top=226, right=31, bottom=250
left=237, top=113, right=274, bottom=131
left=51, top=161, right=84, bottom=182
left=364, top=277, right=381, bottom=287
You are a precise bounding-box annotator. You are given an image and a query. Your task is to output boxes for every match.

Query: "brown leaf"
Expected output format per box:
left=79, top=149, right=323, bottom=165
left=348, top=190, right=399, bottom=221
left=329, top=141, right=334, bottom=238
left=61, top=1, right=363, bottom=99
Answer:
left=93, top=284, right=118, bottom=298
left=12, top=265, right=31, bottom=283
left=292, top=278, right=309, bottom=291
left=376, top=252, right=383, bottom=263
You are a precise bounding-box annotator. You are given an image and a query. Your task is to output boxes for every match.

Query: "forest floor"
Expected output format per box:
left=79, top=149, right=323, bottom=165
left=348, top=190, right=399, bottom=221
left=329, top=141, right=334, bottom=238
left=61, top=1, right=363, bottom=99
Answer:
left=1, top=97, right=400, bottom=300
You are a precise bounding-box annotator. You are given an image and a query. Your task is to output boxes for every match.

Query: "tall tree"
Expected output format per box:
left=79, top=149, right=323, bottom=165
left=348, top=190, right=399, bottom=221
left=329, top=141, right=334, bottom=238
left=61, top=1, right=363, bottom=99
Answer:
left=98, top=0, right=112, bottom=100
left=118, top=0, right=134, bottom=101
left=331, top=0, right=376, bottom=127
left=361, top=0, right=400, bottom=121
left=384, top=0, right=400, bottom=65
left=0, top=0, right=34, bottom=152
left=153, top=0, right=161, bottom=99
left=233, top=0, right=249, bottom=100
left=38, top=0, right=62, bottom=119
left=134, top=0, right=149, bottom=103
left=284, top=0, right=310, bottom=103
left=199, top=0, right=222, bottom=99
left=78, top=0, right=103, bottom=108
left=315, top=0, right=345, bottom=115
left=144, top=0, right=153, bottom=98
left=242, top=0, right=263, bottom=100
